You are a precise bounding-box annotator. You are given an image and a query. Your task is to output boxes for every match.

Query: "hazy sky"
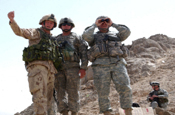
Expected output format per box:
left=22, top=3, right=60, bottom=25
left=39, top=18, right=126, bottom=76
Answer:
left=1, top=0, right=175, bottom=114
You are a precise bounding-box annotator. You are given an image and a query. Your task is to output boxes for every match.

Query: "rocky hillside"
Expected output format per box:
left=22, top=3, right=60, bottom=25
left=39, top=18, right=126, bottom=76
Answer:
left=15, top=34, right=175, bottom=115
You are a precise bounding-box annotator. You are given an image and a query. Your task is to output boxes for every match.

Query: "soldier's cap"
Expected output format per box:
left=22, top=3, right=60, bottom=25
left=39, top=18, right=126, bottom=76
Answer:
left=96, top=16, right=109, bottom=21
left=150, top=81, right=160, bottom=86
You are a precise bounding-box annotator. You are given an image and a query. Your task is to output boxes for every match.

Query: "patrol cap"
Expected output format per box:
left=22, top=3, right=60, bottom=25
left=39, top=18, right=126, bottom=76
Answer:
left=39, top=14, right=57, bottom=28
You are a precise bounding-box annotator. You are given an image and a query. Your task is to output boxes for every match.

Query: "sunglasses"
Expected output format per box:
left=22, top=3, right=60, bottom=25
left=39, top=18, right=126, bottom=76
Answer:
left=151, top=84, right=159, bottom=87
left=151, top=83, right=159, bottom=85
left=101, top=19, right=109, bottom=23
left=152, top=85, right=158, bottom=87
left=62, top=23, right=72, bottom=26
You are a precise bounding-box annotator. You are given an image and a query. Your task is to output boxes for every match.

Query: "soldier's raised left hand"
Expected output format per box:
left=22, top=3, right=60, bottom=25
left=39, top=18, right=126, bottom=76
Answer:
left=8, top=11, right=15, bottom=23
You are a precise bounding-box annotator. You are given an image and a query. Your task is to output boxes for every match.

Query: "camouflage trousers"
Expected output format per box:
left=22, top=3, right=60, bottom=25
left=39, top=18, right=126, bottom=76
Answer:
left=151, top=101, right=168, bottom=110
left=54, top=67, right=80, bottom=113
left=92, top=60, right=132, bottom=113
left=27, top=64, right=55, bottom=115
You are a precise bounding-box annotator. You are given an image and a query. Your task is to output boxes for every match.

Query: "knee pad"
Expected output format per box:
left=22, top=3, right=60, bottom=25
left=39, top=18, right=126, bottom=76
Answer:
left=151, top=101, right=158, bottom=109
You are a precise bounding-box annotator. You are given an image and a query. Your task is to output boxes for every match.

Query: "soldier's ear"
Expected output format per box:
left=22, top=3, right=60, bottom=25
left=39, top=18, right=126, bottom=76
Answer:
left=41, top=22, right=45, bottom=26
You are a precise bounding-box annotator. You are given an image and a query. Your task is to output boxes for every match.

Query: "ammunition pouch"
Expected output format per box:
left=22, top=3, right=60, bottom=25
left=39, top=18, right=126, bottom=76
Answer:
left=23, top=46, right=53, bottom=62
left=23, top=46, right=62, bottom=69
left=62, top=49, right=79, bottom=62
left=87, top=44, right=102, bottom=62
left=88, top=41, right=129, bottom=62
left=159, top=98, right=168, bottom=104
left=120, top=45, right=129, bottom=58
left=108, top=41, right=123, bottom=57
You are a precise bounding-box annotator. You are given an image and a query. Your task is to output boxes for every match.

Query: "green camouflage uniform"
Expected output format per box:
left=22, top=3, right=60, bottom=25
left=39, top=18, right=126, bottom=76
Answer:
left=54, top=32, right=88, bottom=113
left=82, top=23, right=132, bottom=113
left=9, top=20, right=59, bottom=115
left=147, top=88, right=169, bottom=109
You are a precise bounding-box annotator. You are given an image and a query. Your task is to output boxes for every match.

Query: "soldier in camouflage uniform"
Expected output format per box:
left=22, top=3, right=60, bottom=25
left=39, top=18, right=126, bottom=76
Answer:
left=147, top=81, right=169, bottom=109
left=54, top=17, right=88, bottom=115
left=82, top=16, right=132, bottom=115
left=8, top=11, right=61, bottom=115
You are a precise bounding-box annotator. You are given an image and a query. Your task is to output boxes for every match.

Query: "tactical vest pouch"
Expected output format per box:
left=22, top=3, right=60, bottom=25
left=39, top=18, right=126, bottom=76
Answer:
left=108, top=41, right=123, bottom=57
left=120, top=45, right=129, bottom=58
left=62, top=49, right=79, bottom=62
left=87, top=44, right=101, bottom=62
left=98, top=42, right=107, bottom=54
left=63, top=49, right=70, bottom=61
left=73, top=52, right=80, bottom=62
left=159, top=98, right=168, bottom=103
left=23, top=47, right=52, bottom=62
left=53, top=57, right=62, bottom=70
left=23, top=47, right=32, bottom=62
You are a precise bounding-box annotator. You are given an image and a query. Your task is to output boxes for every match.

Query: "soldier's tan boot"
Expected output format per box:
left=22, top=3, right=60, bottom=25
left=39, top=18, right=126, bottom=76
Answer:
left=71, top=111, right=78, bottom=115
left=124, top=108, right=132, bottom=115
left=104, top=111, right=111, bottom=115
left=61, top=110, right=69, bottom=115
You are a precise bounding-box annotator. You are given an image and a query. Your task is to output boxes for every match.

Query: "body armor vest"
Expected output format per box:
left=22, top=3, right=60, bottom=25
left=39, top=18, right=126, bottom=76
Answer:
left=88, top=33, right=128, bottom=62
left=23, top=29, right=62, bottom=70
left=56, top=33, right=80, bottom=62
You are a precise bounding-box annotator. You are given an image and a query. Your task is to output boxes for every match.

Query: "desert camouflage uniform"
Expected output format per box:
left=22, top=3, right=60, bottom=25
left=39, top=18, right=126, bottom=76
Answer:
left=147, top=88, right=169, bottom=109
left=82, top=23, right=132, bottom=113
left=9, top=20, right=58, bottom=115
left=54, top=32, right=88, bottom=113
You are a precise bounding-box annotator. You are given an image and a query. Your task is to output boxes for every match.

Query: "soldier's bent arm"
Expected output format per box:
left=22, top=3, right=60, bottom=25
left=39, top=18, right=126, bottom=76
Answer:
left=147, top=94, right=152, bottom=102
left=158, top=89, right=168, bottom=98
left=77, top=36, right=88, bottom=70
left=112, top=23, right=131, bottom=41
left=9, top=20, right=39, bottom=40
left=82, top=24, right=96, bottom=44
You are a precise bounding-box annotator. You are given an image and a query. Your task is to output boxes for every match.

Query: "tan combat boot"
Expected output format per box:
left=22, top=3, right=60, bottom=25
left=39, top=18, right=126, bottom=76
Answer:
left=124, top=108, right=132, bottom=115
left=71, top=111, right=78, bottom=115
left=104, top=111, right=111, bottom=115
left=61, top=110, right=69, bottom=115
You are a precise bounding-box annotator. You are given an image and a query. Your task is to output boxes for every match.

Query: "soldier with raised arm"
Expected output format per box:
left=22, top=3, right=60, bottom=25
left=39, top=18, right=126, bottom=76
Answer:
left=82, top=16, right=132, bottom=115
left=54, top=17, right=88, bottom=115
left=8, top=11, right=61, bottom=115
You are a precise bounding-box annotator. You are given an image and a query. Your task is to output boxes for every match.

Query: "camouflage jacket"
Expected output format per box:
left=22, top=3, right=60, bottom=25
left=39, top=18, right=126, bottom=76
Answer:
left=55, top=32, right=88, bottom=70
left=82, top=23, right=131, bottom=66
left=147, top=88, right=169, bottom=105
left=9, top=20, right=57, bottom=74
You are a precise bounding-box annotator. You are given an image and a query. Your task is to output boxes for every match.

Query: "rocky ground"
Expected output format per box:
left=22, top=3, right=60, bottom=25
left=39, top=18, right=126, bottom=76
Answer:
left=15, top=34, right=175, bottom=115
